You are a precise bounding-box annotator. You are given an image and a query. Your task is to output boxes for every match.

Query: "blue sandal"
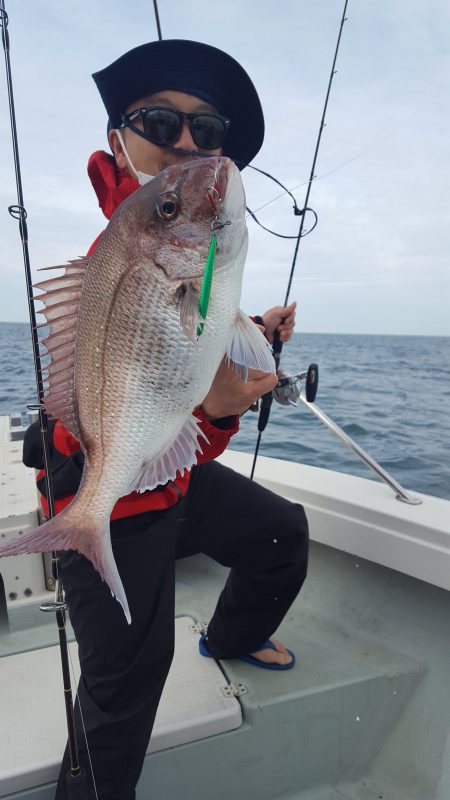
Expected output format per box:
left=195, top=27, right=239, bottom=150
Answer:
left=199, top=633, right=295, bottom=671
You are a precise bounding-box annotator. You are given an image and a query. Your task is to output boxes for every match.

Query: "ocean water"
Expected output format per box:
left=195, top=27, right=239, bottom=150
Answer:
left=1, top=321, right=449, bottom=500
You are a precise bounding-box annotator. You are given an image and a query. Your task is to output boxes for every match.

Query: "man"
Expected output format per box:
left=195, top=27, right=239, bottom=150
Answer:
left=24, top=39, right=308, bottom=800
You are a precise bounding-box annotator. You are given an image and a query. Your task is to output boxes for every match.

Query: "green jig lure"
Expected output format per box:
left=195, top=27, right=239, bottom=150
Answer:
left=197, top=234, right=217, bottom=336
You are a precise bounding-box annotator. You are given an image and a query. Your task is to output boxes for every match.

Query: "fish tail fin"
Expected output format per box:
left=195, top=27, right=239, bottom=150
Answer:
left=0, top=514, right=131, bottom=624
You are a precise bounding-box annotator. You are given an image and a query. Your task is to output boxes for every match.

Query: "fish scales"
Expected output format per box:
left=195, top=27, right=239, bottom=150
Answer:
left=0, top=156, right=275, bottom=623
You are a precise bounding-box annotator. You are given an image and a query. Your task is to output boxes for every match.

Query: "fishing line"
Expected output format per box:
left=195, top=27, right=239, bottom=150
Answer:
left=0, top=2, right=90, bottom=796
left=146, top=2, right=349, bottom=478
left=152, top=142, right=319, bottom=239
left=248, top=109, right=419, bottom=219
left=250, top=0, right=350, bottom=480
left=246, top=205, right=318, bottom=239
left=67, top=646, right=100, bottom=800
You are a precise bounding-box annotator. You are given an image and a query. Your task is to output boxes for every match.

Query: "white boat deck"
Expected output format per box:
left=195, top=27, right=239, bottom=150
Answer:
left=0, top=616, right=241, bottom=797
left=0, top=416, right=449, bottom=800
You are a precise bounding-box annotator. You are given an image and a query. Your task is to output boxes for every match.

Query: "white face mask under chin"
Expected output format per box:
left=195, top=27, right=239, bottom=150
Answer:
left=114, top=129, right=155, bottom=186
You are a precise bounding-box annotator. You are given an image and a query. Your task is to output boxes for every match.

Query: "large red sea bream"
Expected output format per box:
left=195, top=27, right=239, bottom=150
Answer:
left=0, top=156, right=274, bottom=623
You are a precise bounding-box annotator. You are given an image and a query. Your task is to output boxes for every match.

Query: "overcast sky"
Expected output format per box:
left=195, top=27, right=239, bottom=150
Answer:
left=0, top=0, right=449, bottom=335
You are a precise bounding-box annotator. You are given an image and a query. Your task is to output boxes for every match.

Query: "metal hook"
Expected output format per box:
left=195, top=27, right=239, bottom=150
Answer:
left=211, top=219, right=231, bottom=231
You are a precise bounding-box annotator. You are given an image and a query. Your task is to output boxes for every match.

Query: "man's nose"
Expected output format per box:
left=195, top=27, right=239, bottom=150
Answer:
left=173, top=119, right=197, bottom=151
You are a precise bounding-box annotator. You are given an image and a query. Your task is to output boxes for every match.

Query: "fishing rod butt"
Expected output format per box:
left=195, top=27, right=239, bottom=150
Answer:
left=65, top=766, right=88, bottom=799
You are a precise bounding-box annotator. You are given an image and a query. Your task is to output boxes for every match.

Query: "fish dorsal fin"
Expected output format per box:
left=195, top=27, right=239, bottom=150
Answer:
left=35, top=257, right=90, bottom=438
left=128, top=414, right=209, bottom=494
left=226, top=310, right=275, bottom=381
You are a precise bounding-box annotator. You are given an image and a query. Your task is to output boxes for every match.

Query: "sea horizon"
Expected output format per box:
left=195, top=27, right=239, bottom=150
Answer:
left=2, top=321, right=449, bottom=339
left=0, top=322, right=449, bottom=501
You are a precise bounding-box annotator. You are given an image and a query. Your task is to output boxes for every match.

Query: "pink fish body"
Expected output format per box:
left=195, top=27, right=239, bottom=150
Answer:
left=0, top=157, right=275, bottom=622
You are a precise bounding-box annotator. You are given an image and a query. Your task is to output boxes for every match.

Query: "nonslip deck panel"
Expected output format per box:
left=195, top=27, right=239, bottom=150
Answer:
left=0, top=616, right=242, bottom=796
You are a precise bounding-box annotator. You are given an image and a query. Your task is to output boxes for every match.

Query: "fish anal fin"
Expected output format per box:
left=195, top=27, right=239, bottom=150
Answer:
left=129, top=415, right=209, bottom=494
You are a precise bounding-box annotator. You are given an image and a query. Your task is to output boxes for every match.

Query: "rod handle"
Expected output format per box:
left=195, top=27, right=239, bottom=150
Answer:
left=257, top=329, right=283, bottom=432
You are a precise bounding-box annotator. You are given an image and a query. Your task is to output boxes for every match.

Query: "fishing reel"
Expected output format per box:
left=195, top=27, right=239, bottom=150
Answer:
left=273, top=363, right=319, bottom=406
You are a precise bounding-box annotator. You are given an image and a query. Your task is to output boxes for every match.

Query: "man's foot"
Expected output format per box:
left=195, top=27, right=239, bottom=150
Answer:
left=198, top=634, right=295, bottom=670
left=250, top=638, right=293, bottom=667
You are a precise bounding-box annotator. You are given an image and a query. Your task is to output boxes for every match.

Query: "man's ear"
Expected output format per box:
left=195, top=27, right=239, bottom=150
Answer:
left=108, top=129, right=128, bottom=173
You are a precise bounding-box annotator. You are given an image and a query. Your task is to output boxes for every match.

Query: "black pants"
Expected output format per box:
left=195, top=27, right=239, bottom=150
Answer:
left=55, top=461, right=309, bottom=799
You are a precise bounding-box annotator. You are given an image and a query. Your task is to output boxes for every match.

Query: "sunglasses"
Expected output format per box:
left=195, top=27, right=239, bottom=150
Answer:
left=120, top=106, right=231, bottom=151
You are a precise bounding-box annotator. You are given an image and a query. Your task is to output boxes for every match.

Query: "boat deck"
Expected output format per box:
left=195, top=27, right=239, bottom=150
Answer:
left=2, top=538, right=448, bottom=800
left=169, top=541, right=450, bottom=800
left=0, top=419, right=449, bottom=799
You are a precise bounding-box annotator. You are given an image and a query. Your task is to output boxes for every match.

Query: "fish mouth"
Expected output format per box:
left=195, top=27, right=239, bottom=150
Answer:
left=211, top=157, right=229, bottom=207
left=214, top=159, right=245, bottom=229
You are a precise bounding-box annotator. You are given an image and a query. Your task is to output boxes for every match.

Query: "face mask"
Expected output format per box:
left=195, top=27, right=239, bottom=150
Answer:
left=114, top=129, right=155, bottom=186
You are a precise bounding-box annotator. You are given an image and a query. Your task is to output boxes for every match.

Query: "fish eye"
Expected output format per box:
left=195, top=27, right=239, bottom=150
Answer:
left=156, top=192, right=180, bottom=221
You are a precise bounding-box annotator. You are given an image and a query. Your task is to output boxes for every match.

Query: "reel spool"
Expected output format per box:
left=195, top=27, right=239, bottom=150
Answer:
left=273, top=362, right=319, bottom=406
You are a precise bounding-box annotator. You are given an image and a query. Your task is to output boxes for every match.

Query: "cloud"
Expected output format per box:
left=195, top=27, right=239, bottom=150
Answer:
left=0, top=0, right=449, bottom=334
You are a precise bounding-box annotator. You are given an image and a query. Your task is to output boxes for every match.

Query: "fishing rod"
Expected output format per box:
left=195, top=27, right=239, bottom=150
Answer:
left=148, top=2, right=409, bottom=500
left=243, top=3, right=421, bottom=505
left=249, top=0, right=349, bottom=479
left=152, top=0, right=163, bottom=40
left=0, top=2, right=89, bottom=796
left=148, top=0, right=321, bottom=437
left=272, top=375, right=422, bottom=504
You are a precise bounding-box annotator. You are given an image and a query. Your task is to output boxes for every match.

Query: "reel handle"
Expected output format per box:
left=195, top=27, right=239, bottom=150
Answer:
left=305, top=362, right=319, bottom=402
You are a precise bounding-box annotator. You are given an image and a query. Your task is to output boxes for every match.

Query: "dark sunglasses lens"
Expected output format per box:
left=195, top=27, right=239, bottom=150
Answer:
left=190, top=115, right=226, bottom=149
left=142, top=109, right=181, bottom=145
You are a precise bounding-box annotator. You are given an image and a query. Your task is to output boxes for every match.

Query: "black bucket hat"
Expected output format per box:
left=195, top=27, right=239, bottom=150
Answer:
left=92, top=39, right=264, bottom=169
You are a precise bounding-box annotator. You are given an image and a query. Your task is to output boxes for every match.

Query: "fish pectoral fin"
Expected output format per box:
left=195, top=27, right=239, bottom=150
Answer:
left=129, top=414, right=209, bottom=494
left=179, top=280, right=202, bottom=341
left=0, top=510, right=131, bottom=624
left=226, top=310, right=276, bottom=381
